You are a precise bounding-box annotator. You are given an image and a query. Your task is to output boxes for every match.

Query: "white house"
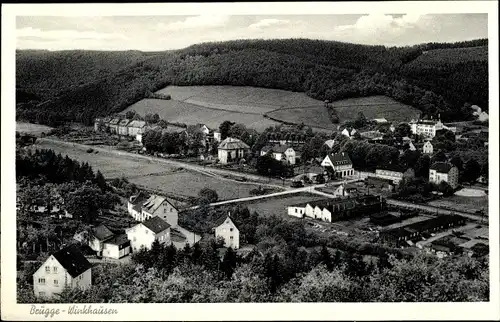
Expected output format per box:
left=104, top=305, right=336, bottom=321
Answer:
left=101, top=234, right=132, bottom=259
left=128, top=192, right=178, bottom=227
left=108, top=118, right=121, bottom=134
left=214, top=214, right=240, bottom=249
left=477, top=111, right=489, bottom=122
left=374, top=165, right=414, bottom=184
left=423, top=141, right=434, bottom=154
left=372, top=118, right=388, bottom=124
left=127, top=120, right=146, bottom=140
left=126, top=216, right=171, bottom=252
left=287, top=203, right=306, bottom=218
left=118, top=119, right=132, bottom=136
left=321, top=152, right=354, bottom=178
left=324, top=139, right=336, bottom=149
left=260, top=145, right=297, bottom=165
left=409, top=118, right=444, bottom=138
left=88, top=225, right=115, bottom=256
left=217, top=137, right=250, bottom=164
left=332, top=183, right=358, bottom=198
left=213, top=130, right=222, bottom=142
left=429, top=162, right=459, bottom=189
left=33, top=245, right=92, bottom=299
left=341, top=128, right=357, bottom=139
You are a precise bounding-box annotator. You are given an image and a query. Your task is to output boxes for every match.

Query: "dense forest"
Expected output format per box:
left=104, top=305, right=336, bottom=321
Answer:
left=16, top=38, right=488, bottom=127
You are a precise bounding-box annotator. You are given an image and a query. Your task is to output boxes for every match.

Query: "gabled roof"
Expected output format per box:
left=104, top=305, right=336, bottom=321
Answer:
left=324, top=139, right=336, bottom=149
left=109, top=118, right=121, bottom=125
left=130, top=192, right=149, bottom=212
left=142, top=194, right=177, bottom=215
left=261, top=144, right=292, bottom=154
left=214, top=215, right=238, bottom=230
left=142, top=216, right=171, bottom=234
left=128, top=120, right=146, bottom=128
left=90, top=224, right=114, bottom=241
left=218, top=137, right=250, bottom=150
left=52, top=244, right=92, bottom=278
left=430, top=162, right=455, bottom=173
left=118, top=119, right=131, bottom=126
left=325, top=152, right=352, bottom=166
left=104, top=234, right=130, bottom=246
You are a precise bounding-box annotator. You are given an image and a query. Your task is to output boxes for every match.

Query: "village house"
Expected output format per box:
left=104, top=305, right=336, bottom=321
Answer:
left=126, top=216, right=171, bottom=252
left=127, top=192, right=178, bottom=227
left=341, top=127, right=357, bottom=139
left=86, top=224, right=132, bottom=259
left=374, top=165, right=414, bottom=184
left=423, top=140, right=434, bottom=154
left=321, top=152, right=354, bottom=178
left=214, top=214, right=240, bottom=249
left=332, top=182, right=358, bottom=198
left=101, top=234, right=132, bottom=259
left=365, top=176, right=397, bottom=192
left=429, top=162, right=459, bottom=189
left=127, top=120, right=146, bottom=140
left=324, top=139, right=336, bottom=149
left=108, top=117, right=122, bottom=134
left=88, top=224, right=114, bottom=256
left=372, top=118, right=388, bottom=124
left=217, top=137, right=250, bottom=164
left=260, top=144, right=297, bottom=165
left=94, top=116, right=112, bottom=132
left=33, top=245, right=92, bottom=299
left=118, top=119, right=132, bottom=136
left=389, top=123, right=396, bottom=132
left=268, top=132, right=306, bottom=146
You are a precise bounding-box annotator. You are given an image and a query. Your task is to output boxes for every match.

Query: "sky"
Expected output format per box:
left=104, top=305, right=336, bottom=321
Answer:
left=16, top=14, right=488, bottom=51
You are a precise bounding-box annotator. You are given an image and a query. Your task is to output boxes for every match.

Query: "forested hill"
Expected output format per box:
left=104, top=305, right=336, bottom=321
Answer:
left=16, top=38, right=488, bottom=127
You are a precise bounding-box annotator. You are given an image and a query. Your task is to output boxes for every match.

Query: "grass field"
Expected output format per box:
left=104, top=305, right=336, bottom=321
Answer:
left=16, top=122, right=53, bottom=136
left=31, top=139, right=260, bottom=201
left=266, top=106, right=336, bottom=130
left=125, top=98, right=281, bottom=132
left=427, top=194, right=488, bottom=214
left=330, top=95, right=421, bottom=123
left=127, top=171, right=259, bottom=201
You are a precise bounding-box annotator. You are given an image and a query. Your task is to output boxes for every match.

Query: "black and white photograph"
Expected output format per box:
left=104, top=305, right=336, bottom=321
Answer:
left=2, top=1, right=499, bottom=321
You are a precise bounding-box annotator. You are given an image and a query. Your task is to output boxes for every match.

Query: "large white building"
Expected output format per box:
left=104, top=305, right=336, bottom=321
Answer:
left=33, top=245, right=92, bottom=299
left=409, top=117, right=456, bottom=139
left=429, top=162, right=459, bottom=189
left=321, top=152, right=354, bottom=178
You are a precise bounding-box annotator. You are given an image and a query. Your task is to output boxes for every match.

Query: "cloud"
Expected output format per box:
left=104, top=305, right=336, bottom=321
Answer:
left=248, top=18, right=291, bottom=30
left=17, top=27, right=128, bottom=41
left=334, top=13, right=425, bottom=40
left=157, top=15, right=230, bottom=31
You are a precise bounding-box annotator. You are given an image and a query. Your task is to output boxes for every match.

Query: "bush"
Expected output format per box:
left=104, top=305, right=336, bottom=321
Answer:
left=86, top=148, right=94, bottom=153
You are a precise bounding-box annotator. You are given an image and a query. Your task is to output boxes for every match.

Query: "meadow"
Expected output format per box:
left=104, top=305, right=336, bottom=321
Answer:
left=330, top=95, right=421, bottom=123
left=16, top=122, right=54, bottom=136
left=243, top=193, right=327, bottom=218
left=266, top=106, right=336, bottom=130
left=409, top=46, right=488, bottom=66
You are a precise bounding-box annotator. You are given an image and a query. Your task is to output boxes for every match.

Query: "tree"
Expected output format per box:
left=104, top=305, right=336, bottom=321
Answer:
left=431, top=150, right=447, bottom=164
left=450, top=155, right=463, bottom=172
left=437, top=181, right=454, bottom=196
left=219, top=121, right=235, bottom=140
left=463, top=158, right=481, bottom=183
left=354, top=112, right=367, bottom=128
left=95, top=170, right=107, bottom=192
left=198, top=188, right=218, bottom=204
left=220, top=247, right=238, bottom=279
left=395, top=123, right=411, bottom=138
left=125, top=110, right=137, bottom=119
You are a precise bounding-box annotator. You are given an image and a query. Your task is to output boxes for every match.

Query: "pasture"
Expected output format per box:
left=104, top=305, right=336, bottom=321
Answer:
left=427, top=194, right=488, bottom=214
left=16, top=122, right=53, bottom=136
left=330, top=95, right=421, bottom=123
left=410, top=46, right=488, bottom=66
left=266, top=106, right=336, bottom=130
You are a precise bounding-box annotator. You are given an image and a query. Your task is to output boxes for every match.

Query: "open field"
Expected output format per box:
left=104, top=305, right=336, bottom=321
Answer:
left=125, top=98, right=281, bottom=131
left=243, top=192, right=326, bottom=218
left=128, top=170, right=259, bottom=201
left=266, top=106, right=335, bottom=130
left=30, top=139, right=261, bottom=201
left=16, top=122, right=53, bottom=136
left=158, top=85, right=323, bottom=110
left=427, top=194, right=488, bottom=214
left=330, top=95, right=421, bottom=123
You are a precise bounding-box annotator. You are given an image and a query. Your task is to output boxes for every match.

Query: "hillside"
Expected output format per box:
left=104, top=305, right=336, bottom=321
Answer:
left=16, top=38, right=488, bottom=127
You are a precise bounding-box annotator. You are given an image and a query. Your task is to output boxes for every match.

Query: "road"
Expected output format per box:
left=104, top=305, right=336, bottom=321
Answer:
left=386, top=199, right=485, bottom=222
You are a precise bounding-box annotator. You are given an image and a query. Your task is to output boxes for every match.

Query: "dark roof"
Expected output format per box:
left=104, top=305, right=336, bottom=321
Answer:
left=142, top=216, right=171, bottom=234
left=90, top=225, right=114, bottom=241
left=52, top=244, right=92, bottom=278
left=214, top=215, right=238, bottom=229
left=104, top=234, right=130, bottom=246
left=130, top=192, right=149, bottom=212
left=261, top=144, right=291, bottom=154
left=430, top=162, right=454, bottom=173
left=376, top=164, right=407, bottom=173
left=326, top=152, right=352, bottom=166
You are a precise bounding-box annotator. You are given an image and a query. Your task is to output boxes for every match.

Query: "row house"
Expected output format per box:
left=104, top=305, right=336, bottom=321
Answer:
left=94, top=117, right=146, bottom=141
left=127, top=192, right=179, bottom=227
left=33, top=245, right=92, bottom=299
left=287, top=195, right=385, bottom=223
left=374, top=165, right=414, bottom=184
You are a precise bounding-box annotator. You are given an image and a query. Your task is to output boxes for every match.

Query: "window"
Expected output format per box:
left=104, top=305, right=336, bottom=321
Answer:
left=230, top=228, right=233, bottom=232
left=230, top=236, right=234, bottom=240
left=45, top=266, right=50, bottom=273
left=53, top=267, right=57, bottom=273
left=54, top=279, right=59, bottom=286
left=38, top=278, right=46, bottom=284
left=164, top=208, right=167, bottom=213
